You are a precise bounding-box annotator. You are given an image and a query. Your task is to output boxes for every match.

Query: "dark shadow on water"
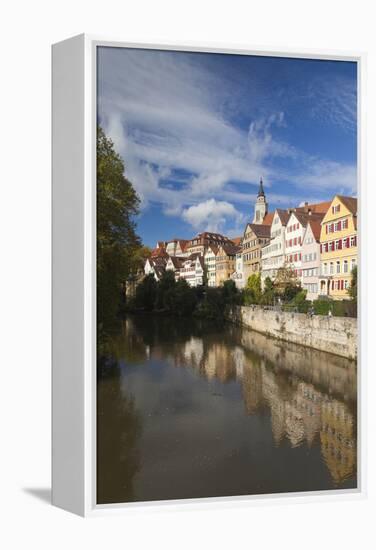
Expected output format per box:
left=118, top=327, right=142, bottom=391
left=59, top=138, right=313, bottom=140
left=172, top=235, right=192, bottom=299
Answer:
left=23, top=487, right=51, bottom=504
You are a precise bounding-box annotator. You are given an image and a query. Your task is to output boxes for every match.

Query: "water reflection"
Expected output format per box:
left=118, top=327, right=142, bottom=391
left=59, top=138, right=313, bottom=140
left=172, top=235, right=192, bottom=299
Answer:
left=97, top=315, right=357, bottom=503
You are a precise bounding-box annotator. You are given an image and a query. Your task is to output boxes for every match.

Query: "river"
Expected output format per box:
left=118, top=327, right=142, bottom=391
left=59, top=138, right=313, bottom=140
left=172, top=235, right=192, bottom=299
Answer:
left=97, top=315, right=357, bottom=504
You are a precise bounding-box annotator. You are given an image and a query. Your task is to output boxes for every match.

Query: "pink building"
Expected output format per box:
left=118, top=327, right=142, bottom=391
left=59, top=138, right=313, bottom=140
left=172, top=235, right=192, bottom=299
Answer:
left=301, top=220, right=322, bottom=300
left=285, top=210, right=324, bottom=281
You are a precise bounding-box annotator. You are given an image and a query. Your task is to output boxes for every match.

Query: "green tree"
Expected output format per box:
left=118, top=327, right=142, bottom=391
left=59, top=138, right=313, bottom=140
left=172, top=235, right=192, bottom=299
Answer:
left=348, top=265, right=357, bottom=301
left=135, top=274, right=158, bottom=311
left=164, top=279, right=197, bottom=316
left=155, top=270, right=176, bottom=310
left=274, top=265, right=301, bottom=302
left=222, top=279, right=238, bottom=304
left=97, top=127, right=142, bottom=328
left=260, top=276, right=276, bottom=305
left=244, top=273, right=262, bottom=304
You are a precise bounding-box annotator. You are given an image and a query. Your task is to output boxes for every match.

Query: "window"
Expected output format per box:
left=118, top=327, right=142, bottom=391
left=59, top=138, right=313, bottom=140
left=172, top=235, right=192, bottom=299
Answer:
left=351, top=259, right=356, bottom=271
left=343, top=260, right=348, bottom=273
left=350, top=236, right=357, bottom=247
left=336, top=261, right=341, bottom=274
left=330, top=262, right=334, bottom=274
left=344, top=280, right=349, bottom=290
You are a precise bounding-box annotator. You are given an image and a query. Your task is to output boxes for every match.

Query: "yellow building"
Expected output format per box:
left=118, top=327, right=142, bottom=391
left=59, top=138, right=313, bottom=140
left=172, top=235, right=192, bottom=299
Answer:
left=319, top=196, right=357, bottom=299
left=215, top=244, right=240, bottom=286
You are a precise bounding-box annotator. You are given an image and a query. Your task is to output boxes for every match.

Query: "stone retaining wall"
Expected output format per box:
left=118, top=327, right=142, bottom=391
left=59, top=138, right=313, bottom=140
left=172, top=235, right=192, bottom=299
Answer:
left=226, top=306, right=357, bottom=360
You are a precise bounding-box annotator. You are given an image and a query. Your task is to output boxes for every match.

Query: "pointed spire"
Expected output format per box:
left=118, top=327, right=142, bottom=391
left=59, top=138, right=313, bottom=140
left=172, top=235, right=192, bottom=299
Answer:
left=258, top=176, right=265, bottom=197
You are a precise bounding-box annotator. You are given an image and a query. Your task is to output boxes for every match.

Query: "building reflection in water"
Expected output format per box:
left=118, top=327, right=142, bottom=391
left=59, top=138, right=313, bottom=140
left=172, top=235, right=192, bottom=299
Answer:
left=131, top=317, right=357, bottom=487
left=98, top=315, right=357, bottom=502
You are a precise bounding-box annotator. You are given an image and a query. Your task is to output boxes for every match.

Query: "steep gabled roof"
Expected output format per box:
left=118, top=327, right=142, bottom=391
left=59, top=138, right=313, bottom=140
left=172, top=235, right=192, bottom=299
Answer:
left=167, top=256, right=185, bottom=269
left=262, top=211, right=274, bottom=225
left=221, top=244, right=241, bottom=256
left=275, top=209, right=290, bottom=226
left=230, top=236, right=243, bottom=246
left=337, top=195, right=357, bottom=215
left=205, top=244, right=219, bottom=255
left=150, top=256, right=168, bottom=267
left=296, top=201, right=332, bottom=214
left=306, top=220, right=322, bottom=242
left=248, top=223, right=271, bottom=238
left=151, top=246, right=169, bottom=259
left=292, top=211, right=325, bottom=227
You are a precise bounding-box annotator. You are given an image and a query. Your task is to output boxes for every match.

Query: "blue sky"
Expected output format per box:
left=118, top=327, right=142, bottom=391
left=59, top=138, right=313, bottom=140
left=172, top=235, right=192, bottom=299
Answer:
left=97, top=47, right=357, bottom=247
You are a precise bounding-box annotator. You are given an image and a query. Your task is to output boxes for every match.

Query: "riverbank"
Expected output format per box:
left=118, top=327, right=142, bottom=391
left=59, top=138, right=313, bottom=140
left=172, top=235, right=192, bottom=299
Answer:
left=225, top=305, right=357, bottom=360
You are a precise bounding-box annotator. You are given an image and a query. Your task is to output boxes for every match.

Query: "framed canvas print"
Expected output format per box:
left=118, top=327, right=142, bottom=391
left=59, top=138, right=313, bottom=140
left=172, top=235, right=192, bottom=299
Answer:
left=52, top=35, right=366, bottom=516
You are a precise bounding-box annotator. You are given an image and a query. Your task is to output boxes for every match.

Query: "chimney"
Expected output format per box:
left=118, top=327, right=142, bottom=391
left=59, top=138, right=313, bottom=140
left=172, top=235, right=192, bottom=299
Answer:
left=304, top=201, right=309, bottom=213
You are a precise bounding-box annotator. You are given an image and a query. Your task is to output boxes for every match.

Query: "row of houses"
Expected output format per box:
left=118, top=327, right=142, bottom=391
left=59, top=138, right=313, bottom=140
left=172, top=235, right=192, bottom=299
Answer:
left=144, top=178, right=358, bottom=301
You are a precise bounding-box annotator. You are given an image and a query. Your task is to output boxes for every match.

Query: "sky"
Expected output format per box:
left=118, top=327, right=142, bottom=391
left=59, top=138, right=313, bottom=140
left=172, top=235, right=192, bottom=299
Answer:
left=97, top=47, right=357, bottom=248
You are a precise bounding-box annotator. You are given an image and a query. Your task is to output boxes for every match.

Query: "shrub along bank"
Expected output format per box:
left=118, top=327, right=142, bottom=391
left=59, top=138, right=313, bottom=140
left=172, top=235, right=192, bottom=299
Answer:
left=127, top=270, right=357, bottom=319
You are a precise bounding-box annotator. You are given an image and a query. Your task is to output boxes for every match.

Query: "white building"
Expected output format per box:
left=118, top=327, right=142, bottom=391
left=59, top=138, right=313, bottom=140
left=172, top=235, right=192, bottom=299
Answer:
left=179, top=255, right=205, bottom=287
left=144, top=256, right=167, bottom=281
left=261, top=209, right=289, bottom=282
left=165, top=256, right=185, bottom=280
left=301, top=220, right=322, bottom=300
left=231, top=250, right=245, bottom=289
left=285, top=210, right=324, bottom=281
left=204, top=245, right=218, bottom=287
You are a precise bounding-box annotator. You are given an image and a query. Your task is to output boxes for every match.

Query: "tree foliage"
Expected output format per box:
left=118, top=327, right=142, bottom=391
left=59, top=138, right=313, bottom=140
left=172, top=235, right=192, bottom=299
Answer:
left=244, top=273, right=262, bottom=304
left=97, top=126, right=142, bottom=328
left=348, top=265, right=357, bottom=301
left=164, top=279, right=198, bottom=317
left=135, top=274, right=158, bottom=311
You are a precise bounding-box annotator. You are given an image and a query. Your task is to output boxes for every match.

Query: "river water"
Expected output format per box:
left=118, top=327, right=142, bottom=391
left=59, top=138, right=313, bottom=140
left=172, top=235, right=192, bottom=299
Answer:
left=97, top=315, right=357, bottom=504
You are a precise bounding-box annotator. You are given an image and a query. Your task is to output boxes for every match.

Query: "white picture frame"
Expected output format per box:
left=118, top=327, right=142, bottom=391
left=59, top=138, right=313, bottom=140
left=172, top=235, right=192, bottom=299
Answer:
left=52, top=34, right=366, bottom=517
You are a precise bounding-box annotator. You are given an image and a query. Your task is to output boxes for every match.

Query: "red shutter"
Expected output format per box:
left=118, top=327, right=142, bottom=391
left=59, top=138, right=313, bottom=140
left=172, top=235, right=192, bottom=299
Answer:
left=345, top=219, right=348, bottom=228
left=354, top=236, right=357, bottom=246
left=320, top=244, right=322, bottom=253
left=326, top=225, right=328, bottom=234
left=341, top=280, right=344, bottom=290
left=338, top=240, right=342, bottom=250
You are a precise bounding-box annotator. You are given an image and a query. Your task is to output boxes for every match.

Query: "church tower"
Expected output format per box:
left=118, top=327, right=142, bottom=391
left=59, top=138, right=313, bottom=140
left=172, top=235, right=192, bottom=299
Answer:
left=253, top=177, right=268, bottom=224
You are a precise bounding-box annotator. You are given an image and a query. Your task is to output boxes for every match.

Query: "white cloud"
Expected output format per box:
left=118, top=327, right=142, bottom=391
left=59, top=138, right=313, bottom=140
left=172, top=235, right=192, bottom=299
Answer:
left=182, top=199, right=245, bottom=233
left=98, top=47, right=357, bottom=227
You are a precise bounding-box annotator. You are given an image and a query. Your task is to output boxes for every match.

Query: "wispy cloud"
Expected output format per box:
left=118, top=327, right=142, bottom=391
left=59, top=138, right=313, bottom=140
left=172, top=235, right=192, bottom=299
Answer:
left=98, top=48, right=357, bottom=233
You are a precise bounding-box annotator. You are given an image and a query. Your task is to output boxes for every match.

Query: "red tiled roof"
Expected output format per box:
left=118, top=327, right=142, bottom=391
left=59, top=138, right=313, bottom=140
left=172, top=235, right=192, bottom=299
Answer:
left=262, top=212, right=274, bottom=225
left=296, top=201, right=332, bottom=214
left=307, top=220, right=322, bottom=242
left=221, top=244, right=241, bottom=256
left=151, top=247, right=169, bottom=259
left=230, top=236, right=243, bottom=246
left=248, top=223, right=271, bottom=237
left=275, top=209, right=290, bottom=225
left=292, top=211, right=325, bottom=226
left=337, top=196, right=357, bottom=215
left=168, top=256, right=185, bottom=269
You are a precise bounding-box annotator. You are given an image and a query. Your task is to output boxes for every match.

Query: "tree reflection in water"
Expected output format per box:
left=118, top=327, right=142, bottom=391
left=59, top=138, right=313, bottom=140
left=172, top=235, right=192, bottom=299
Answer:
left=97, top=337, right=142, bottom=504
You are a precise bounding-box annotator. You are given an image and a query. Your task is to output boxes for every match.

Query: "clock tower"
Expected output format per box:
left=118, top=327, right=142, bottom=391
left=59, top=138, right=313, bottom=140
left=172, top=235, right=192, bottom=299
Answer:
left=253, top=177, right=268, bottom=224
